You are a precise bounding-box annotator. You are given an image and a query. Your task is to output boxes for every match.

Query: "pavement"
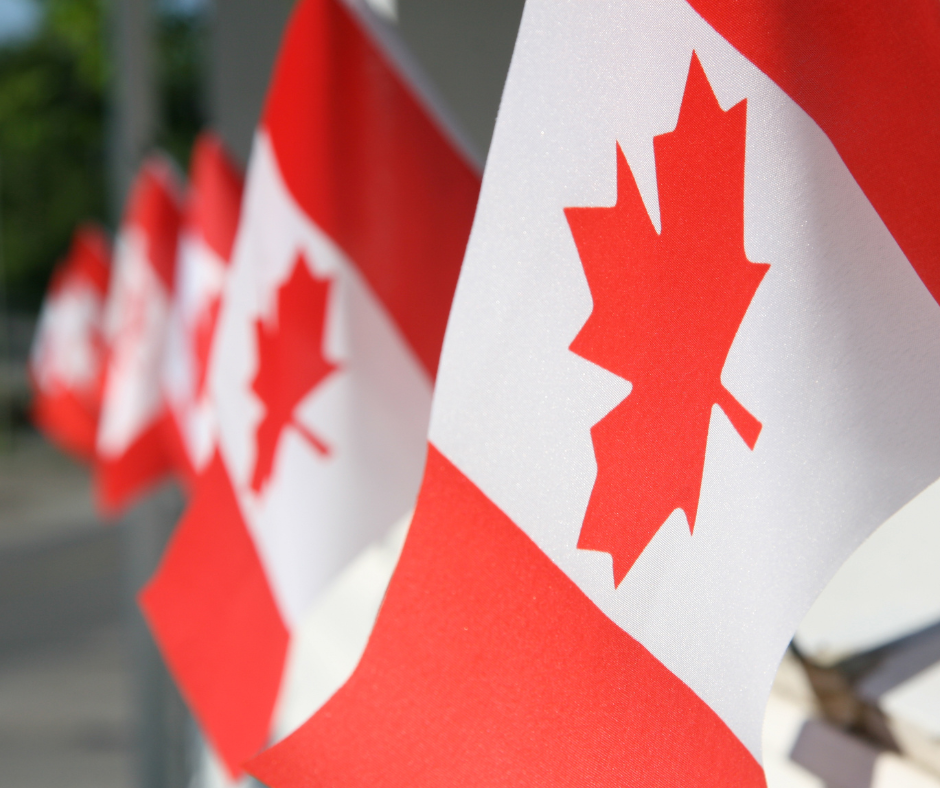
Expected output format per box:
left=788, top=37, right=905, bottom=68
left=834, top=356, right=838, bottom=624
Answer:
left=0, top=625, right=132, bottom=788
left=0, top=431, right=133, bottom=788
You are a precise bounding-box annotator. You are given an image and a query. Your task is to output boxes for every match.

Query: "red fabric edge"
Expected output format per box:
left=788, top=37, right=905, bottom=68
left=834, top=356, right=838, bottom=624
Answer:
left=188, top=132, right=244, bottom=263
left=140, top=450, right=289, bottom=777
left=125, top=156, right=184, bottom=292
left=31, top=388, right=98, bottom=463
left=94, top=412, right=176, bottom=517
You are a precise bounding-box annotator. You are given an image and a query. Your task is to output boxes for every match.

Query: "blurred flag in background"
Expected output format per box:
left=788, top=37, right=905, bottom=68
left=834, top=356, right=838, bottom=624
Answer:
left=29, top=224, right=111, bottom=462
left=94, top=156, right=183, bottom=515
left=162, top=132, right=244, bottom=489
left=140, top=0, right=481, bottom=775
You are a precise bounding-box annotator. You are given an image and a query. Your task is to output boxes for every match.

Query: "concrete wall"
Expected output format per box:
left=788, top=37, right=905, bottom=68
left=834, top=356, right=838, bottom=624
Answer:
left=207, top=0, right=295, bottom=166
left=396, top=0, right=525, bottom=160
left=205, top=0, right=526, bottom=167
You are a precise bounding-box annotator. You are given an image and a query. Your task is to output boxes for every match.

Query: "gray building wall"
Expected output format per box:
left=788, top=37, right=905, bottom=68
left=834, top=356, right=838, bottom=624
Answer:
left=397, top=0, right=525, bottom=160
left=108, top=0, right=526, bottom=208
left=207, top=0, right=296, bottom=166
left=204, top=0, right=526, bottom=168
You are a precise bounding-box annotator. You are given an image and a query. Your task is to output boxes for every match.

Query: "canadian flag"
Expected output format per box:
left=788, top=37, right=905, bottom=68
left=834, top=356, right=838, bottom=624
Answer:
left=30, top=225, right=111, bottom=461
left=161, top=132, right=244, bottom=487
left=139, top=0, right=480, bottom=775
left=250, top=1, right=940, bottom=786
left=95, top=156, right=183, bottom=514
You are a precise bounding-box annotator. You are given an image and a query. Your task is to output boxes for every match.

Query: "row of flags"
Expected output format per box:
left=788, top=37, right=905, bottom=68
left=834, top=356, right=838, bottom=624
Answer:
left=28, top=0, right=940, bottom=785
left=32, top=0, right=480, bottom=777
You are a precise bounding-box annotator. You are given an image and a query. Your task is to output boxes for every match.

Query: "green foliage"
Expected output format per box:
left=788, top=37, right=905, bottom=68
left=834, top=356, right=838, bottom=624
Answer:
left=0, top=0, right=206, bottom=312
left=156, top=8, right=206, bottom=172
left=0, top=0, right=108, bottom=312
left=45, top=0, right=108, bottom=90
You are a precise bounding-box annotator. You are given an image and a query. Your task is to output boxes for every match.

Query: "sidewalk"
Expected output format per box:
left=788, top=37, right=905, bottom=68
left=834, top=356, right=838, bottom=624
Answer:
left=0, top=625, right=132, bottom=788
left=0, top=431, right=132, bottom=788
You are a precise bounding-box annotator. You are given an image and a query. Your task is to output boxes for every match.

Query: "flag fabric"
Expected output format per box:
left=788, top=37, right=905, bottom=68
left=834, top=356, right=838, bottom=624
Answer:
left=162, top=132, right=244, bottom=488
left=139, top=0, right=481, bottom=774
left=29, top=225, right=111, bottom=461
left=272, top=510, right=412, bottom=743
left=95, top=156, right=184, bottom=514
left=249, top=1, right=940, bottom=786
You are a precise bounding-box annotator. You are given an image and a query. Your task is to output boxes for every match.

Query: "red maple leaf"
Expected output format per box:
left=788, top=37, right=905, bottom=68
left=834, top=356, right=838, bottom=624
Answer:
left=566, top=53, right=769, bottom=586
left=250, top=255, right=338, bottom=492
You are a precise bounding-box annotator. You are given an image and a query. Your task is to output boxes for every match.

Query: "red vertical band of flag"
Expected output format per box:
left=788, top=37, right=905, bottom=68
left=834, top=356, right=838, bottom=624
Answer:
left=248, top=445, right=764, bottom=788
left=160, top=415, right=196, bottom=494
left=126, top=159, right=181, bottom=292
left=140, top=452, right=289, bottom=775
left=32, top=389, right=100, bottom=461
left=50, top=226, right=110, bottom=295
left=94, top=159, right=182, bottom=514
left=95, top=416, right=176, bottom=513
left=688, top=0, right=940, bottom=304
left=263, top=0, right=481, bottom=378
left=189, top=133, right=244, bottom=263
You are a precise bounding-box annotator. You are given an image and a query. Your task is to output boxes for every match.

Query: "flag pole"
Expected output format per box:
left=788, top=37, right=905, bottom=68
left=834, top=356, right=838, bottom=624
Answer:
left=106, top=0, right=193, bottom=785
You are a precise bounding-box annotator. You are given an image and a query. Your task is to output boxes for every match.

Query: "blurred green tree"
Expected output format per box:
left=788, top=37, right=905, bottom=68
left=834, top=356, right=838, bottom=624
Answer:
left=0, top=0, right=205, bottom=312
left=0, top=0, right=107, bottom=312
left=156, top=5, right=206, bottom=170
